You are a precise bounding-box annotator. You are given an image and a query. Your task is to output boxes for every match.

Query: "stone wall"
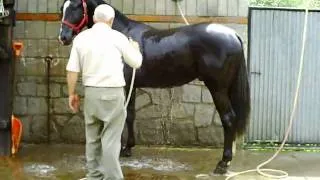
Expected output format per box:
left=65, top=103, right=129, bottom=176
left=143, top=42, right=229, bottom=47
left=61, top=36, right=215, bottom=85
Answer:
left=12, top=0, right=248, bottom=146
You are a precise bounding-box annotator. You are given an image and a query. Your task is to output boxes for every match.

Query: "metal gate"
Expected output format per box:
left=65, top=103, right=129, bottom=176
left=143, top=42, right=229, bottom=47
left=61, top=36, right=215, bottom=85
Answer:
left=247, top=7, right=320, bottom=144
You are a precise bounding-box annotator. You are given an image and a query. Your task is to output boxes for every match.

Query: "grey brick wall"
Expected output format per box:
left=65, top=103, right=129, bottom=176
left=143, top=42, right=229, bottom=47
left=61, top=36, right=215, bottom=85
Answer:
left=12, top=0, right=248, bottom=146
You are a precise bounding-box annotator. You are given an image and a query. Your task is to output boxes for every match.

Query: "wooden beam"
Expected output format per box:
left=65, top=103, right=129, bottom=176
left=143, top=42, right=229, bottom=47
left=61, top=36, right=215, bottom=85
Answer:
left=16, top=13, right=248, bottom=24
left=16, top=13, right=61, bottom=21
left=128, top=15, right=247, bottom=24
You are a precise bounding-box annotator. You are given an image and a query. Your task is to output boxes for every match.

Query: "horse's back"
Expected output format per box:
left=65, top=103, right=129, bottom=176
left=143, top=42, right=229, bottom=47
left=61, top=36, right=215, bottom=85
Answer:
left=146, top=23, right=242, bottom=56
left=190, top=23, right=243, bottom=53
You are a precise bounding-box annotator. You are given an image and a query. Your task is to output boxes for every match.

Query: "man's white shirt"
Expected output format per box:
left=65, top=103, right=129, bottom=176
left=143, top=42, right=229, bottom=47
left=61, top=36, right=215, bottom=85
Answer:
left=66, top=22, right=142, bottom=87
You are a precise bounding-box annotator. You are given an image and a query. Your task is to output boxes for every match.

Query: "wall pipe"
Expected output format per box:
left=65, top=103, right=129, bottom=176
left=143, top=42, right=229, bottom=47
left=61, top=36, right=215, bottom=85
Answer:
left=44, top=55, right=53, bottom=144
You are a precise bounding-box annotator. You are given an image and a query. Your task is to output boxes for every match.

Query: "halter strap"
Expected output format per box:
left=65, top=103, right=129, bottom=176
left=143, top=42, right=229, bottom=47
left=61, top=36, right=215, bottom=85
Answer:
left=62, top=0, right=88, bottom=34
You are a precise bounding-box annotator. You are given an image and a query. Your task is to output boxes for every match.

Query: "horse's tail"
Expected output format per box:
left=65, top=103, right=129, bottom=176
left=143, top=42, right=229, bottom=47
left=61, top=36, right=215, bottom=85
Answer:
left=230, top=40, right=251, bottom=137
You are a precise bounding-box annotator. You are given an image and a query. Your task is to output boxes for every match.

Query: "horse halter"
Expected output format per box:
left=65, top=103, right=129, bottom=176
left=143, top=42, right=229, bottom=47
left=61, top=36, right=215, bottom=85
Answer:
left=62, top=0, right=88, bottom=34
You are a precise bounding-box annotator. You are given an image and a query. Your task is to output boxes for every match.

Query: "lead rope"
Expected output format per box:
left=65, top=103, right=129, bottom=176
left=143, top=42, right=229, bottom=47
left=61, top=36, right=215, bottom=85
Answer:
left=176, top=1, right=189, bottom=25
left=125, top=66, right=136, bottom=108
left=175, top=0, right=311, bottom=179
left=124, top=38, right=137, bottom=108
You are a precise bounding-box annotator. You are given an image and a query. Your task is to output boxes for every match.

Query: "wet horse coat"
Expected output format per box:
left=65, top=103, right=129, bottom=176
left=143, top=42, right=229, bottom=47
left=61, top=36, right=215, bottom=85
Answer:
left=59, top=0, right=250, bottom=174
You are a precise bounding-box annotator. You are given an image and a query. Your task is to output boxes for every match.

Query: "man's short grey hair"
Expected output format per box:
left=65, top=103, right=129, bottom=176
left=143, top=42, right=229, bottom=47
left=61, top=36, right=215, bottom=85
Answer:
left=93, top=4, right=115, bottom=22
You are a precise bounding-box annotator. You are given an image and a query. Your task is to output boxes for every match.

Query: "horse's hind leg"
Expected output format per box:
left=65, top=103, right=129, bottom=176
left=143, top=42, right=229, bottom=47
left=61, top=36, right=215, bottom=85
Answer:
left=214, top=91, right=236, bottom=174
left=205, top=83, right=236, bottom=174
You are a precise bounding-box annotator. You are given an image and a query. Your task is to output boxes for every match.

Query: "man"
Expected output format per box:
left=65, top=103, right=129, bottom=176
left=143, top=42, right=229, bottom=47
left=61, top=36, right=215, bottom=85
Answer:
left=66, top=4, right=142, bottom=180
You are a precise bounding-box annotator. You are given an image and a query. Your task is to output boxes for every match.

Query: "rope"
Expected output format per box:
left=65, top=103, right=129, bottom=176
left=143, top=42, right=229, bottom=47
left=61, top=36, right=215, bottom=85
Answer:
left=125, top=68, right=136, bottom=108
left=124, top=37, right=137, bottom=108
left=175, top=0, right=311, bottom=179
left=176, top=1, right=189, bottom=25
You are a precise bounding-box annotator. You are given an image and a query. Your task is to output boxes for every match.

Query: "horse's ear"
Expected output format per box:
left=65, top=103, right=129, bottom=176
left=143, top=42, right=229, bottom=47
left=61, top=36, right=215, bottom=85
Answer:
left=59, top=4, right=63, bottom=12
left=59, top=0, right=65, bottom=12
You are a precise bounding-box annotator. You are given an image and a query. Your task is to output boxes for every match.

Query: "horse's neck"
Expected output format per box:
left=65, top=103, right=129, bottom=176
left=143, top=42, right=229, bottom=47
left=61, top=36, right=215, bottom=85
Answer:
left=89, top=0, right=152, bottom=38
left=113, top=16, right=151, bottom=38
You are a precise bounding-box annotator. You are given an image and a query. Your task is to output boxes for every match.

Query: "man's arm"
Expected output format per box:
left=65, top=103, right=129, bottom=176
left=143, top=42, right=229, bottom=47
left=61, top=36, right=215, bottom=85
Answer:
left=66, top=39, right=81, bottom=113
left=118, top=35, right=143, bottom=69
left=66, top=39, right=81, bottom=95
left=67, top=71, right=79, bottom=96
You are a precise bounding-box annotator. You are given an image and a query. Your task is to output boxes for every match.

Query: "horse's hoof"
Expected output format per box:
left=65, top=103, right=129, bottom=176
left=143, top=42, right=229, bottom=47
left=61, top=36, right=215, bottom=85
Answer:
left=213, top=161, right=229, bottom=175
left=120, top=148, right=132, bottom=157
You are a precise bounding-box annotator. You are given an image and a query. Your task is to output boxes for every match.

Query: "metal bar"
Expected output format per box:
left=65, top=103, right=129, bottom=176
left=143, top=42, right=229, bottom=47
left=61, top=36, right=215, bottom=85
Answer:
left=0, top=4, right=15, bottom=156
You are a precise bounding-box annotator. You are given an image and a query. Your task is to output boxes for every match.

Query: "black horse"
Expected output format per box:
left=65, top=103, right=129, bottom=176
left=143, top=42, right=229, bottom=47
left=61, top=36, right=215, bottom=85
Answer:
left=58, top=0, right=250, bottom=174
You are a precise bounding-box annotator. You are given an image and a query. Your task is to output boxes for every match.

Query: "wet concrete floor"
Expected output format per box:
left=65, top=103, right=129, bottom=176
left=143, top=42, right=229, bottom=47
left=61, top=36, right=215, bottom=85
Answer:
left=0, top=144, right=319, bottom=180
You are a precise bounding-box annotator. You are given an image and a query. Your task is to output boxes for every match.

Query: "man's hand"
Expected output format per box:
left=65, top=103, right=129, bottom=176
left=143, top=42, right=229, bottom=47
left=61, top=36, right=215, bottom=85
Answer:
left=67, top=71, right=79, bottom=113
left=129, top=38, right=140, bottom=51
left=69, top=94, right=80, bottom=113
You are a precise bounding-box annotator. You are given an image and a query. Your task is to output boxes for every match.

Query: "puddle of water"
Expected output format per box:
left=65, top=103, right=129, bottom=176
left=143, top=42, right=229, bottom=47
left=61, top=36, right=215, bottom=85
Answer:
left=121, top=156, right=192, bottom=172
left=17, top=156, right=193, bottom=179
left=53, top=154, right=86, bottom=172
left=2, top=144, right=318, bottom=180
left=24, top=163, right=57, bottom=177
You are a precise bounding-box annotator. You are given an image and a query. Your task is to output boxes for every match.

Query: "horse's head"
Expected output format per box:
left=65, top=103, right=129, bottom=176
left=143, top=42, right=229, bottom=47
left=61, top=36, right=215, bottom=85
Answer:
left=59, top=0, right=89, bottom=45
